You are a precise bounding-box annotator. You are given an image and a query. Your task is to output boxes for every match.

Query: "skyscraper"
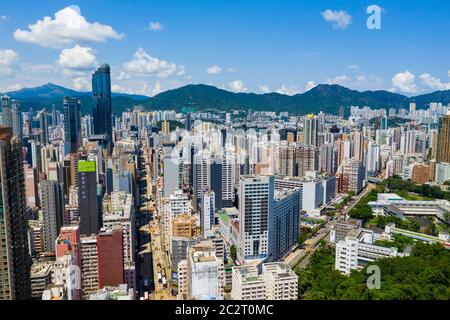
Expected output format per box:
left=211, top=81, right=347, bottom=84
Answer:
left=38, top=109, right=49, bottom=145
left=1, top=95, right=12, bottom=128
left=238, top=175, right=274, bottom=263
left=78, top=160, right=102, bottom=236
left=11, top=100, right=22, bottom=140
left=201, top=190, right=215, bottom=236
left=63, top=97, right=81, bottom=155
left=39, top=180, right=64, bottom=253
left=0, top=127, right=32, bottom=300
left=436, top=112, right=450, bottom=163
left=92, top=64, right=112, bottom=143
left=303, top=114, right=318, bottom=146
left=193, top=151, right=211, bottom=210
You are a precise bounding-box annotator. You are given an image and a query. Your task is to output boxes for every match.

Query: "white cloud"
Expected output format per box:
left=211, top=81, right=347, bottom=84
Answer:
left=227, top=67, right=236, bottom=72
left=123, top=48, right=181, bottom=78
left=419, top=73, right=450, bottom=91
left=73, top=76, right=91, bottom=91
left=321, top=9, right=352, bottom=29
left=325, top=74, right=383, bottom=90
left=325, top=75, right=351, bottom=85
left=276, top=85, right=301, bottom=96
left=148, top=22, right=163, bottom=31
left=116, top=71, right=131, bottom=81
left=151, top=81, right=163, bottom=96
left=259, top=85, right=270, bottom=93
left=57, top=45, right=97, bottom=69
left=0, top=49, right=18, bottom=77
left=391, top=71, right=418, bottom=94
left=229, top=80, right=248, bottom=93
left=0, top=83, right=22, bottom=92
left=111, top=84, right=125, bottom=93
left=448, top=70, right=450, bottom=78
left=305, top=81, right=317, bottom=92
left=348, top=64, right=359, bottom=69
left=207, top=65, right=222, bottom=75
left=14, top=5, right=123, bottom=48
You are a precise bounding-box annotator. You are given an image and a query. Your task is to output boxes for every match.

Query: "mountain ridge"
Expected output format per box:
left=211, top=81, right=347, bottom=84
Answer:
left=2, top=83, right=449, bottom=115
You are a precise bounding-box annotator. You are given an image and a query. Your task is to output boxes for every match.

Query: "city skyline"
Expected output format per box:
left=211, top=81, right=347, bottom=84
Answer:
left=0, top=0, right=449, bottom=96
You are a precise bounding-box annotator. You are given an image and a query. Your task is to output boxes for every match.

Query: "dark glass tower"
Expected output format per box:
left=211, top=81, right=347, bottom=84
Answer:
left=63, top=96, right=81, bottom=155
left=92, top=64, right=112, bottom=141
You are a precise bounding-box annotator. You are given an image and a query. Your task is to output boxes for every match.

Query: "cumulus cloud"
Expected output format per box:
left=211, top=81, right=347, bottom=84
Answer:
left=259, top=85, right=270, bottom=93
left=73, top=76, right=91, bottom=91
left=206, top=65, right=222, bottom=75
left=57, top=45, right=97, bottom=69
left=116, top=71, right=131, bottom=81
left=0, top=83, right=22, bottom=92
left=14, top=5, right=123, bottom=48
left=229, top=80, right=248, bottom=93
left=321, top=9, right=352, bottom=29
left=325, top=75, right=351, bottom=85
left=391, top=71, right=418, bottom=94
left=305, top=81, right=317, bottom=92
left=0, top=49, right=18, bottom=77
left=420, top=73, right=450, bottom=91
left=227, top=67, right=236, bottom=72
left=148, top=22, right=163, bottom=31
left=123, top=48, right=182, bottom=78
left=276, top=85, right=301, bottom=96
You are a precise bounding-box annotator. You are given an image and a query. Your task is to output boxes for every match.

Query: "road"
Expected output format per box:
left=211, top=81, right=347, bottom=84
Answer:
left=138, top=140, right=173, bottom=300
left=286, top=183, right=374, bottom=270
left=136, top=140, right=155, bottom=299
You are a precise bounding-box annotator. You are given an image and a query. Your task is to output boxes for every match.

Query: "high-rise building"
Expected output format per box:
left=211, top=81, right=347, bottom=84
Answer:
left=11, top=100, right=22, bottom=140
left=78, top=160, right=102, bottom=236
left=221, top=152, right=234, bottom=208
left=39, top=180, right=64, bottom=253
left=201, top=190, right=215, bottom=236
left=164, top=156, right=180, bottom=197
left=238, top=175, right=274, bottom=263
left=92, top=64, right=112, bottom=146
left=366, top=141, right=381, bottom=176
left=320, top=143, right=337, bottom=175
left=80, top=235, right=98, bottom=298
left=296, top=144, right=318, bottom=176
left=193, top=151, right=211, bottom=210
left=63, top=97, right=81, bottom=155
left=268, top=189, right=300, bottom=262
left=0, top=127, right=32, bottom=300
left=97, top=227, right=124, bottom=288
left=1, top=96, right=12, bottom=128
left=436, top=113, right=450, bottom=163
left=38, top=109, right=49, bottom=145
left=303, top=114, right=318, bottom=146
left=186, top=241, right=224, bottom=300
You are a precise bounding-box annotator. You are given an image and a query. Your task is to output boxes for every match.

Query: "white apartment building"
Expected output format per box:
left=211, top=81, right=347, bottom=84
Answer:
left=231, top=262, right=298, bottom=300
left=187, top=241, right=224, bottom=300
left=52, top=254, right=81, bottom=300
left=238, top=175, right=274, bottom=263
left=231, top=265, right=266, bottom=300
left=262, top=263, right=298, bottom=300
left=335, top=229, right=405, bottom=275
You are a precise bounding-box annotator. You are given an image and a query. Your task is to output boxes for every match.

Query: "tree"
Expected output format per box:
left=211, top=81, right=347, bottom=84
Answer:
left=230, top=245, right=237, bottom=261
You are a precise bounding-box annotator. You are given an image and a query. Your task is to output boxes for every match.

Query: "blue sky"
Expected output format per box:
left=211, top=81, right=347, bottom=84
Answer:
left=0, top=0, right=449, bottom=96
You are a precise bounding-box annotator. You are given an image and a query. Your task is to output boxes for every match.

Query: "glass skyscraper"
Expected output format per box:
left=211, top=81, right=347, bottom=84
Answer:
left=63, top=96, right=81, bottom=155
left=92, top=64, right=112, bottom=141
